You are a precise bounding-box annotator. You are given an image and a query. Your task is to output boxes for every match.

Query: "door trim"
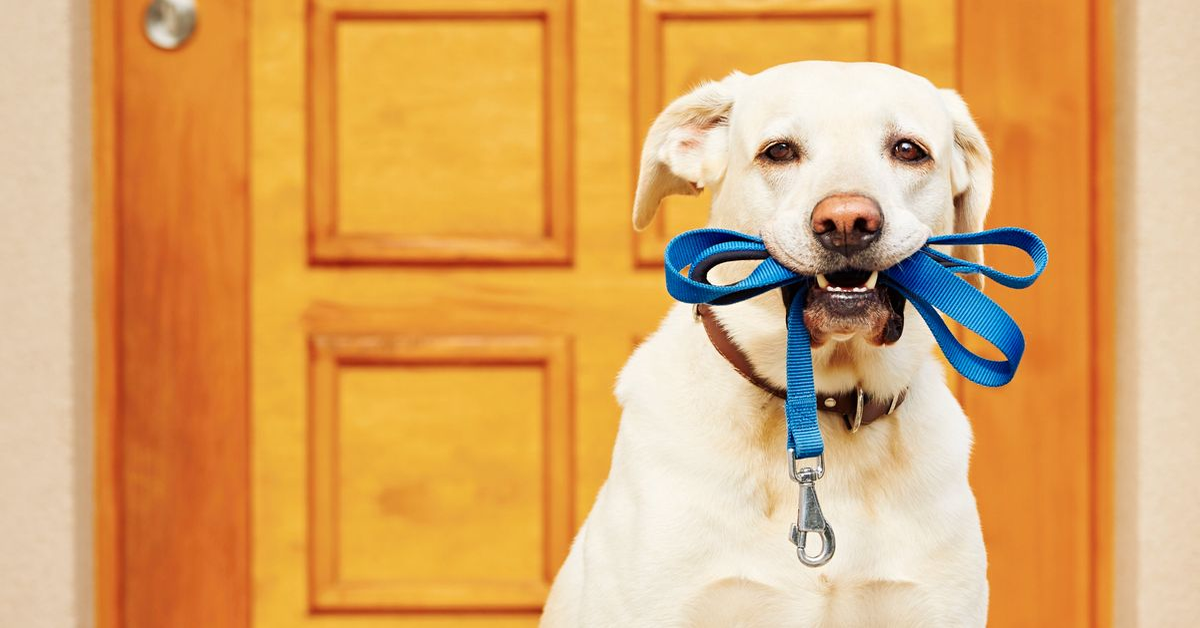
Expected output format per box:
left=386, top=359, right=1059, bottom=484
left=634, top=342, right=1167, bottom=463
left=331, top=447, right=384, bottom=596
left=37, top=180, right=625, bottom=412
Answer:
left=1089, top=0, right=1115, bottom=623
left=93, top=1, right=251, bottom=627
left=93, top=1, right=117, bottom=626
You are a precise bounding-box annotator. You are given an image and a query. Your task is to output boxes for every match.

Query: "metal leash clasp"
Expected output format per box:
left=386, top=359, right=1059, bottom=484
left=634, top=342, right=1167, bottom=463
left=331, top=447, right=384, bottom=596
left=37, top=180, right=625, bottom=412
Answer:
left=787, top=450, right=835, bottom=567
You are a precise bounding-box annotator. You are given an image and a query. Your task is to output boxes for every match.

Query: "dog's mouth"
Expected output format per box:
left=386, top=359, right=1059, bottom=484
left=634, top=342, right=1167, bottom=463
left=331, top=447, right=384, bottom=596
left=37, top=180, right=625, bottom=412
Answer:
left=803, top=269, right=907, bottom=346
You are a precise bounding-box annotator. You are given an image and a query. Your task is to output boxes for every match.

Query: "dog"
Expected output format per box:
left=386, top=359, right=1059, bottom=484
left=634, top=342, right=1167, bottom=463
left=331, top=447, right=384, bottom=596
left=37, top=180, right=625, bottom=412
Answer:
left=542, top=61, right=992, bottom=627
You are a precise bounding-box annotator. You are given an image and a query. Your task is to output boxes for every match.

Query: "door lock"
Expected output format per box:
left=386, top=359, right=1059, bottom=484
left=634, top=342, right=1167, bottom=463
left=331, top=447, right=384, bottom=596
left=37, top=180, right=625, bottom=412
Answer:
left=144, top=0, right=196, bottom=50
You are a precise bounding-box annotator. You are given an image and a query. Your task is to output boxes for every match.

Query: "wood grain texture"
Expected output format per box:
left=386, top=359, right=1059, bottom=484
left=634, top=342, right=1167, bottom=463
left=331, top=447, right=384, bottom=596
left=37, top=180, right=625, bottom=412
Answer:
left=306, top=330, right=573, bottom=611
left=307, top=0, right=574, bottom=265
left=95, top=0, right=251, bottom=626
left=255, top=0, right=603, bottom=625
left=92, top=1, right=118, bottom=627
left=958, top=0, right=1105, bottom=625
left=1089, top=0, right=1115, bottom=624
left=896, top=0, right=956, bottom=86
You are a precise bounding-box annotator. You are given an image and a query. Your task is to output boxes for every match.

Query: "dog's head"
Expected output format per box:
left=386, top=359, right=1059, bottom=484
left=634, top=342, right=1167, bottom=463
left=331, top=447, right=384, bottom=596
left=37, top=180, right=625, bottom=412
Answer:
left=634, top=61, right=992, bottom=346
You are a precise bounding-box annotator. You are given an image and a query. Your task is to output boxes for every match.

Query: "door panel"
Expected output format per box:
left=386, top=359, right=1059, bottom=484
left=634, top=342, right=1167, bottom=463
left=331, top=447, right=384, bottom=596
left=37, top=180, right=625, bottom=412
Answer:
left=307, top=0, right=573, bottom=264
left=307, top=332, right=572, bottom=612
left=333, top=19, right=546, bottom=239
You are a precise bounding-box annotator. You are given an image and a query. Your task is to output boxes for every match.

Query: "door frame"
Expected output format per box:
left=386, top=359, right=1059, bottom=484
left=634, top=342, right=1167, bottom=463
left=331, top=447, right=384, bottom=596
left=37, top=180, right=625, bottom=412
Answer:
left=92, top=1, right=1115, bottom=626
left=93, top=1, right=251, bottom=627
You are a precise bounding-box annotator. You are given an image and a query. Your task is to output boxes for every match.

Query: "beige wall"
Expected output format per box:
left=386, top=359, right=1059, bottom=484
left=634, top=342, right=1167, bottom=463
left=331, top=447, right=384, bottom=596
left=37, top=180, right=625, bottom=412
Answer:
left=0, top=0, right=92, bottom=626
left=1113, top=0, right=1200, bottom=626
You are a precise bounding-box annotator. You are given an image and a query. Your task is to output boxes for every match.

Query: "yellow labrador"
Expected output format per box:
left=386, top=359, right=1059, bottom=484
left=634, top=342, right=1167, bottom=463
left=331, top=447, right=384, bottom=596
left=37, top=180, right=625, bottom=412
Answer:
left=543, top=61, right=991, bottom=627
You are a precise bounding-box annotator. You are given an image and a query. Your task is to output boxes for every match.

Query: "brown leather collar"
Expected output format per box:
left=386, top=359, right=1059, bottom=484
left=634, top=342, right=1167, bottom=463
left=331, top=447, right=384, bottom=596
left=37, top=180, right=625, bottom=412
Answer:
left=696, top=304, right=907, bottom=432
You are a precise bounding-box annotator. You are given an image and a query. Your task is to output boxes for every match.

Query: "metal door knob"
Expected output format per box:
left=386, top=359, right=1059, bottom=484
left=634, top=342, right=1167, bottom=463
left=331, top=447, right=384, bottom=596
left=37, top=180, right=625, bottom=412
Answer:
left=144, top=0, right=196, bottom=50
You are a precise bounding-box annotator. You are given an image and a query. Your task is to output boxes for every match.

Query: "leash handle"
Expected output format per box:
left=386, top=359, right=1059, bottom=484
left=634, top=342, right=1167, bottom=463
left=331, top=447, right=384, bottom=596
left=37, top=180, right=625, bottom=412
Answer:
left=887, top=227, right=1049, bottom=387
left=925, top=227, right=1048, bottom=288
left=664, top=229, right=802, bottom=305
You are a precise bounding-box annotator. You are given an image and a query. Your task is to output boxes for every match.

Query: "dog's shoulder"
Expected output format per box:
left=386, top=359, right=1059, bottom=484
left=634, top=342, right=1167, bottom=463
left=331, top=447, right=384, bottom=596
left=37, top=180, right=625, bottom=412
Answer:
left=614, top=303, right=706, bottom=407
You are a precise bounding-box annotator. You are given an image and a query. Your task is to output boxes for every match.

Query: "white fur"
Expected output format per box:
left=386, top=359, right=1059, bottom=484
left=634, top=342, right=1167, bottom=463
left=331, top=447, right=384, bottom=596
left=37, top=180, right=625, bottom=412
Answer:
left=544, top=62, right=992, bottom=627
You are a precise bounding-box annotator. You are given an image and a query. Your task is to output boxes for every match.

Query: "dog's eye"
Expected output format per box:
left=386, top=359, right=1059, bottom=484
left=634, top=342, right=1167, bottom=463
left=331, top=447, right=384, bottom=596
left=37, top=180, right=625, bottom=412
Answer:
left=763, top=142, right=799, bottom=163
left=892, top=139, right=929, bottom=163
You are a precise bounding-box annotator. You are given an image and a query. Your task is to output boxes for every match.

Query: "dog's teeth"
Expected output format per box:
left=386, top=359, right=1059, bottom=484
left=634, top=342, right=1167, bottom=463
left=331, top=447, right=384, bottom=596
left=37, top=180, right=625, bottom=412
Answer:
left=865, top=271, right=878, bottom=289
left=816, top=274, right=830, bottom=289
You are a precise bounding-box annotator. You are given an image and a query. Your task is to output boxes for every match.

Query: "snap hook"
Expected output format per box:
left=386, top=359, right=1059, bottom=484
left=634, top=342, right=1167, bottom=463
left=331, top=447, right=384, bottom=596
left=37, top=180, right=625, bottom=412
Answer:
left=787, top=451, right=836, bottom=567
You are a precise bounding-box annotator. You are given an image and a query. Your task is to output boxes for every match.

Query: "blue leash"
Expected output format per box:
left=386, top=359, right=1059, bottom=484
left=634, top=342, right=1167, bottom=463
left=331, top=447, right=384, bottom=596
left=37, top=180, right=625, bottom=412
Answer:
left=664, top=227, right=1047, bottom=566
left=664, top=227, right=1048, bottom=460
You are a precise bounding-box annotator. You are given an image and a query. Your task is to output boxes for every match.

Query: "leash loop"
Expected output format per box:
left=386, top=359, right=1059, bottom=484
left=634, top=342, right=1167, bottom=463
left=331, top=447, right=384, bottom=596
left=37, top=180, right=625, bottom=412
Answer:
left=664, top=226, right=1047, bottom=458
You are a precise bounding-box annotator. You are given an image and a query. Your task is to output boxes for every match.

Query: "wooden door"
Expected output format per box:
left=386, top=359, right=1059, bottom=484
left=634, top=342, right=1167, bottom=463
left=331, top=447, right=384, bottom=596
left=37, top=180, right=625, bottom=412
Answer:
left=97, top=0, right=1111, bottom=626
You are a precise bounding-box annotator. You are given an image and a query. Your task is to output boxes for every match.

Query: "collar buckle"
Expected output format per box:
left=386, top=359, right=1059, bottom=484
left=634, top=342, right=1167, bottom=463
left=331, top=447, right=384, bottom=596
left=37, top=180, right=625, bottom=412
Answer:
left=848, top=386, right=866, bottom=433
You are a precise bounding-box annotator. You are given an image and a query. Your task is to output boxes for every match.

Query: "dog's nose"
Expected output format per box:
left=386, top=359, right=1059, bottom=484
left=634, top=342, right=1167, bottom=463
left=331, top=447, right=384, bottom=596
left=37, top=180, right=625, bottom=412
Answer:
left=810, top=194, right=883, bottom=257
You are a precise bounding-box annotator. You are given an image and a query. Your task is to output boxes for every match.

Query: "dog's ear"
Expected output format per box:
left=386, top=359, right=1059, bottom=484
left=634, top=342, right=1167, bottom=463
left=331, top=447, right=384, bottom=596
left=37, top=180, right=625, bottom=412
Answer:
left=940, top=89, right=993, bottom=289
left=632, top=72, right=745, bottom=230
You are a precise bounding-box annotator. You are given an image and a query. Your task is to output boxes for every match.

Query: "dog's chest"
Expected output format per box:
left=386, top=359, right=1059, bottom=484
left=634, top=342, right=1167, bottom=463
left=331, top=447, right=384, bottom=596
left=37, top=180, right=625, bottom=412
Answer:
left=591, top=334, right=987, bottom=625
left=664, top=425, right=947, bottom=625
left=672, top=494, right=939, bottom=628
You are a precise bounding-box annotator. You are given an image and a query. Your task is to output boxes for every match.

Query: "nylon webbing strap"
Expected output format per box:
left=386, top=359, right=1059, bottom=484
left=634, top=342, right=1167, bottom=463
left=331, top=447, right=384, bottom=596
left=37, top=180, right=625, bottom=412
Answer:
left=664, top=227, right=1048, bottom=459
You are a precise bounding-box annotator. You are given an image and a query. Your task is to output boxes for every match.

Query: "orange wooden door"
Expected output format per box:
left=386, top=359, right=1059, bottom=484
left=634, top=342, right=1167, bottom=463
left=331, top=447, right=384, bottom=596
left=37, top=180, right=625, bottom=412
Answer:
left=98, top=0, right=1109, bottom=627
